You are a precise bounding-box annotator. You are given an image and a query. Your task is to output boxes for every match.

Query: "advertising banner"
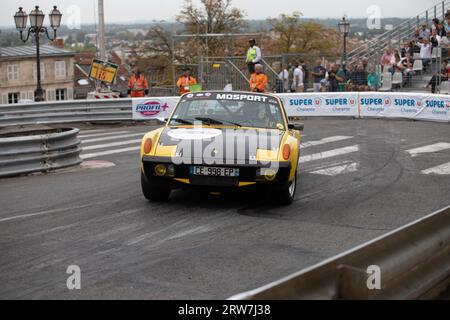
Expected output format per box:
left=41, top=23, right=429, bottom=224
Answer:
left=131, top=92, right=448, bottom=123
left=277, top=92, right=359, bottom=117
left=359, top=92, right=450, bottom=122
left=132, top=97, right=180, bottom=120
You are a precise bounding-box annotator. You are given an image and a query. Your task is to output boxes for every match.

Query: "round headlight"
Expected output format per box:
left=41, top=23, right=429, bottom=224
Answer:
left=154, top=164, right=167, bottom=176
left=263, top=169, right=277, bottom=181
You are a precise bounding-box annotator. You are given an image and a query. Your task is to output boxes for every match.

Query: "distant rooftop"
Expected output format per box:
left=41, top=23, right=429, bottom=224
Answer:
left=0, top=45, right=75, bottom=60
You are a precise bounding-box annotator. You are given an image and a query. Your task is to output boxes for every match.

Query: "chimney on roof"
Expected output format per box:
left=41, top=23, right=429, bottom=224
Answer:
left=53, top=38, right=64, bottom=49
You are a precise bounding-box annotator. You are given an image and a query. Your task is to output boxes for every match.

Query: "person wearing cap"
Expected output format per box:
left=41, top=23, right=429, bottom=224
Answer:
left=177, top=67, right=197, bottom=95
left=246, top=39, right=262, bottom=74
left=128, top=70, right=149, bottom=98
left=249, top=64, right=268, bottom=93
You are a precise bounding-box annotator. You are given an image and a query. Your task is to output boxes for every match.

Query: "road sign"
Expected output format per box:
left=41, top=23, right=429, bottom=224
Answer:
left=89, top=58, right=119, bottom=84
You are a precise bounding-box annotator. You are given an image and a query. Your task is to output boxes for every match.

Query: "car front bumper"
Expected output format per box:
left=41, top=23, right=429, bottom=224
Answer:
left=142, top=156, right=292, bottom=190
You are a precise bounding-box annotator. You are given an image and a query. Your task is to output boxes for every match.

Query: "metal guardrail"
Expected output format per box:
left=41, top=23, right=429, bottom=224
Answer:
left=0, top=99, right=132, bottom=127
left=0, top=128, right=82, bottom=178
left=230, top=206, right=450, bottom=300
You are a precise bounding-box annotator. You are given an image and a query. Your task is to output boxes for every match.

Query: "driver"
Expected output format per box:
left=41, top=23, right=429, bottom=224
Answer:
left=242, top=103, right=270, bottom=127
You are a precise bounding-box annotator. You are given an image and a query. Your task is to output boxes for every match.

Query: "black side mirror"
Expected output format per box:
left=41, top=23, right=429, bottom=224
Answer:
left=288, top=122, right=304, bottom=131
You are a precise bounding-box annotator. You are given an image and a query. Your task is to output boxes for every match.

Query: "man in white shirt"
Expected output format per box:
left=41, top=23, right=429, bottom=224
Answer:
left=417, top=38, right=432, bottom=70
left=292, top=62, right=304, bottom=93
left=277, top=65, right=289, bottom=93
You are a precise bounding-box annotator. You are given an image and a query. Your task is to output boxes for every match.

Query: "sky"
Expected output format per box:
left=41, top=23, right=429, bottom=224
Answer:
left=0, top=0, right=439, bottom=27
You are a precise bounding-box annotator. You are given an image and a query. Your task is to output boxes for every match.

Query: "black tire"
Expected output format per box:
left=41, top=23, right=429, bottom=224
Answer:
left=274, top=171, right=297, bottom=206
left=141, top=172, right=171, bottom=202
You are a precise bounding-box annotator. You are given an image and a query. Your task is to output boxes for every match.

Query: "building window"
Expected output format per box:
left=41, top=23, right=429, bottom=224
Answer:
left=7, top=65, right=19, bottom=81
left=33, top=63, right=45, bottom=80
left=56, top=88, right=67, bottom=101
left=55, top=61, right=66, bottom=78
left=8, top=92, right=19, bottom=104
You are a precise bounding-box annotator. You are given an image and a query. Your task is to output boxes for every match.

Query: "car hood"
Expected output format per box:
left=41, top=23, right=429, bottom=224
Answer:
left=157, top=127, right=284, bottom=163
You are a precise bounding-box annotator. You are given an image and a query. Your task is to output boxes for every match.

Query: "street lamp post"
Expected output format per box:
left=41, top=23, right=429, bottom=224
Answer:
left=14, top=6, right=62, bottom=102
left=338, top=17, right=350, bottom=70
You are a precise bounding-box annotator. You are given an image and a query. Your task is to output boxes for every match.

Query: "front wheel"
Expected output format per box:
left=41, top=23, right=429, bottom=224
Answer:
left=141, top=172, right=171, bottom=202
left=274, top=171, right=297, bottom=206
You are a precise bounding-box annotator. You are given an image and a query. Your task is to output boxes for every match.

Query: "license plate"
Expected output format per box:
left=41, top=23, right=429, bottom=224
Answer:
left=190, top=166, right=239, bottom=177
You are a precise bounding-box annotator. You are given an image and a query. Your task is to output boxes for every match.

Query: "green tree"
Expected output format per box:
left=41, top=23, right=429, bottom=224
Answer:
left=268, top=11, right=303, bottom=53
left=176, top=0, right=247, bottom=57
left=268, top=12, right=339, bottom=55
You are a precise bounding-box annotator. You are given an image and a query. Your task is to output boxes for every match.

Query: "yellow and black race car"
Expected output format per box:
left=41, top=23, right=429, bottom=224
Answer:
left=140, top=91, right=303, bottom=205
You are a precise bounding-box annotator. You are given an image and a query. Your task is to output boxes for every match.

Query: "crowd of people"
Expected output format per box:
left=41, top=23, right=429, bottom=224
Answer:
left=271, top=59, right=379, bottom=93
left=129, top=15, right=450, bottom=97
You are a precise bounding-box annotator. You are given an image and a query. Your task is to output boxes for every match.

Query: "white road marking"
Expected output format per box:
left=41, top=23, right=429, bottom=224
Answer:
left=422, top=162, right=450, bottom=175
left=80, top=146, right=141, bottom=160
left=81, top=161, right=116, bottom=169
left=299, top=145, right=360, bottom=164
left=79, top=129, right=111, bottom=134
left=82, top=139, right=141, bottom=151
left=310, top=162, right=359, bottom=176
left=0, top=202, right=114, bottom=223
left=78, top=131, right=130, bottom=139
left=301, top=136, right=353, bottom=149
left=82, top=133, right=145, bottom=144
left=406, top=143, right=450, bottom=157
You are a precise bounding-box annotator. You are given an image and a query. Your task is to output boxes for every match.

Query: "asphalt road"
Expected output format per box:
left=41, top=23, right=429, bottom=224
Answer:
left=0, top=119, right=449, bottom=299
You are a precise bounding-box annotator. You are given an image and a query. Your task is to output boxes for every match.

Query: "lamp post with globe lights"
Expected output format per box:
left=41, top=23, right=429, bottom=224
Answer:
left=14, top=6, right=62, bottom=101
left=338, top=17, right=351, bottom=70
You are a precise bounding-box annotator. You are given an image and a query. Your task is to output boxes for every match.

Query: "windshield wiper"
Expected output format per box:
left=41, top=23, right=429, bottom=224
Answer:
left=195, top=117, right=242, bottom=127
left=171, top=118, right=193, bottom=125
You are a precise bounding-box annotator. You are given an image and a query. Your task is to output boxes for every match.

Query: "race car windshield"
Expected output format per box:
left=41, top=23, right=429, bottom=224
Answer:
left=170, top=95, right=285, bottom=130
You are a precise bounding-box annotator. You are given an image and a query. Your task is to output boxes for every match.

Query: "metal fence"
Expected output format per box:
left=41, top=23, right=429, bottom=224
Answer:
left=199, top=54, right=341, bottom=92
left=0, top=127, right=82, bottom=178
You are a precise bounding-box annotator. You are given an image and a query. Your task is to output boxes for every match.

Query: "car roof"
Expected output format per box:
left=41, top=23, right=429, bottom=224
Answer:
left=181, top=91, right=278, bottom=99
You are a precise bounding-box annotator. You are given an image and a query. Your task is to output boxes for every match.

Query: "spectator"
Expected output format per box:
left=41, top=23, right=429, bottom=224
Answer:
left=249, top=64, right=268, bottom=93
left=445, top=15, right=450, bottom=32
left=300, top=59, right=308, bottom=92
left=417, top=38, right=432, bottom=70
left=275, top=63, right=289, bottom=93
left=401, top=42, right=411, bottom=58
left=410, top=40, right=421, bottom=56
left=327, top=64, right=345, bottom=92
left=430, top=28, right=440, bottom=47
left=246, top=39, right=262, bottom=74
left=437, top=23, right=447, bottom=37
left=419, top=24, right=431, bottom=39
left=441, top=32, right=450, bottom=58
left=338, top=64, right=350, bottom=91
left=291, top=62, right=304, bottom=93
left=348, top=64, right=368, bottom=91
left=380, top=48, right=393, bottom=70
left=312, top=59, right=326, bottom=92
left=432, top=18, right=440, bottom=30
left=367, top=66, right=380, bottom=90
left=402, top=53, right=415, bottom=87
left=362, top=58, right=369, bottom=72
left=413, top=28, right=421, bottom=41
left=426, top=60, right=449, bottom=93
left=176, top=66, right=197, bottom=95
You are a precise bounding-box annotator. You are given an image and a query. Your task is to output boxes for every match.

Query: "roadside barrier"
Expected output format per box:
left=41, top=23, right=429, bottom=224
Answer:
left=0, top=99, right=132, bottom=127
left=0, top=128, right=82, bottom=178
left=0, top=92, right=448, bottom=128
left=229, top=206, right=450, bottom=300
